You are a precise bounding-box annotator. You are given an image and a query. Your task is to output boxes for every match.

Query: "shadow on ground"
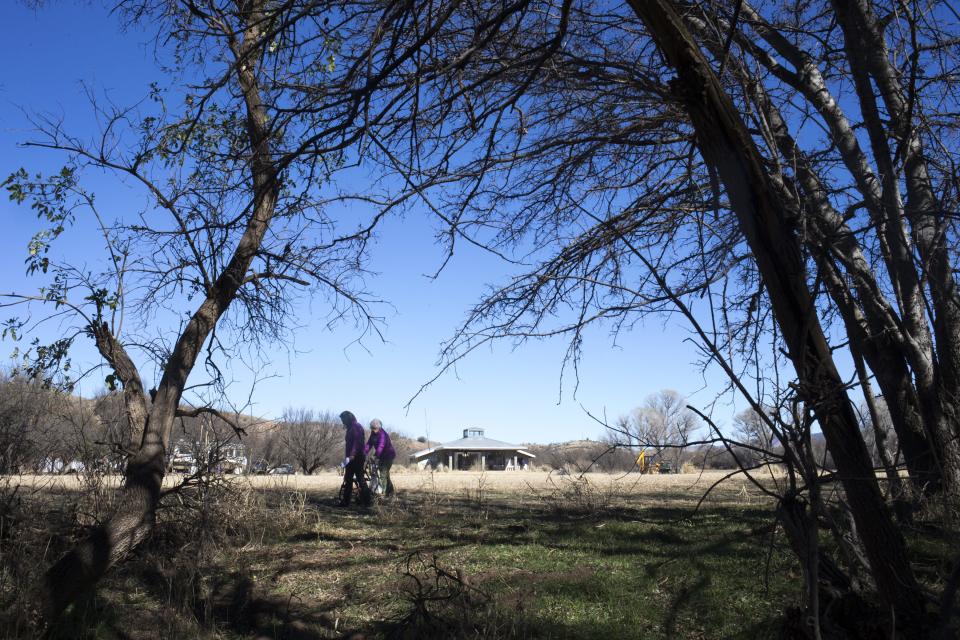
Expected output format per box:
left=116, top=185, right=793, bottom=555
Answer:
left=10, top=484, right=796, bottom=640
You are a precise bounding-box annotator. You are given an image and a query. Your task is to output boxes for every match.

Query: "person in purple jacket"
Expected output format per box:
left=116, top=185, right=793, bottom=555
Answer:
left=338, top=410, right=370, bottom=506
left=365, top=419, right=396, bottom=497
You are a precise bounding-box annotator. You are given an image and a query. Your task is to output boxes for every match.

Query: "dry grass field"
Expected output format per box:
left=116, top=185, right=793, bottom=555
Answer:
left=11, top=467, right=783, bottom=500
left=1, top=468, right=803, bottom=639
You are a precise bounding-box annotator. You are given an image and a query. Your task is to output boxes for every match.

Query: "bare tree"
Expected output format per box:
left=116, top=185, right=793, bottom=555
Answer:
left=0, top=374, right=50, bottom=474
left=245, top=421, right=284, bottom=470
left=623, top=2, right=925, bottom=623
left=0, top=374, right=133, bottom=474
left=350, top=0, right=960, bottom=632
left=92, top=390, right=136, bottom=471
left=731, top=409, right=777, bottom=468
left=618, top=390, right=699, bottom=471
left=278, top=407, right=340, bottom=474
left=2, top=0, right=461, bottom=618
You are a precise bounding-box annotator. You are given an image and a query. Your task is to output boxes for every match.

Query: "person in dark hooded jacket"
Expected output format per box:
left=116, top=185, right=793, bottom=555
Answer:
left=338, top=410, right=369, bottom=506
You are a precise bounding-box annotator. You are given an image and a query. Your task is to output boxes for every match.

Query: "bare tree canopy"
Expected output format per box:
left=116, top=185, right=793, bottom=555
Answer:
left=331, top=0, right=960, bottom=634
left=370, top=0, right=960, bottom=498
left=1, top=0, right=474, bottom=618
left=278, top=407, right=340, bottom=474
left=616, top=390, right=700, bottom=471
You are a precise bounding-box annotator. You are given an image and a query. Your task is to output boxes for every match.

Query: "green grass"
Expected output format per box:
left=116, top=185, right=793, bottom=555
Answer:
left=183, top=491, right=797, bottom=639
left=8, top=483, right=805, bottom=639
left=7, top=474, right=959, bottom=639
left=368, top=500, right=799, bottom=639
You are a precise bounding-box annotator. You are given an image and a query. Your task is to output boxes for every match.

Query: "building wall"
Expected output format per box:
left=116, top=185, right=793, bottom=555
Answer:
left=418, top=450, right=532, bottom=471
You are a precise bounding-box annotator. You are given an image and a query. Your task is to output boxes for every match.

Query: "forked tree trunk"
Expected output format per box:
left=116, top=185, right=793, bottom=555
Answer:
left=625, top=0, right=927, bottom=632
left=38, top=322, right=166, bottom=616
left=39, top=5, right=278, bottom=619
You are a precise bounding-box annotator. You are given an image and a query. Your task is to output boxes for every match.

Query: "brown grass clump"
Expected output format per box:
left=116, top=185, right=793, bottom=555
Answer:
left=0, top=472, right=344, bottom=640
left=528, top=471, right=624, bottom=516
left=381, top=552, right=531, bottom=640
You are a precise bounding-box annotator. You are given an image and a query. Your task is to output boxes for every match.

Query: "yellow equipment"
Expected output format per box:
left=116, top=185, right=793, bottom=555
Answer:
left=636, top=449, right=647, bottom=473
left=636, top=449, right=667, bottom=474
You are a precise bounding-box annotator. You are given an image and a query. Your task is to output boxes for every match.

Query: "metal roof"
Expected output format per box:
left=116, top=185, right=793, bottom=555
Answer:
left=410, top=434, right=537, bottom=459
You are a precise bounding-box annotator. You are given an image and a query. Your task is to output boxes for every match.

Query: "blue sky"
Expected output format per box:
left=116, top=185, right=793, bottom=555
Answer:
left=1, top=2, right=745, bottom=444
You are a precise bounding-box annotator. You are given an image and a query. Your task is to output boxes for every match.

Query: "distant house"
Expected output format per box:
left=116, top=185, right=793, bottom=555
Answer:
left=410, top=428, right=536, bottom=471
left=168, top=438, right=248, bottom=475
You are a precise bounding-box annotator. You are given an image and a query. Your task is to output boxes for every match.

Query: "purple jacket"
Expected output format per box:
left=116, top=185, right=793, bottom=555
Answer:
left=364, top=429, right=396, bottom=460
left=344, top=420, right=365, bottom=459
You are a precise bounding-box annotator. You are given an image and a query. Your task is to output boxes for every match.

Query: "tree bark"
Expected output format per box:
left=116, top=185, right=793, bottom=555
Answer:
left=713, top=29, right=942, bottom=494
left=830, top=0, right=960, bottom=494
left=737, top=1, right=933, bottom=356
left=39, top=4, right=279, bottom=619
left=851, top=344, right=912, bottom=519
left=625, top=0, right=926, bottom=630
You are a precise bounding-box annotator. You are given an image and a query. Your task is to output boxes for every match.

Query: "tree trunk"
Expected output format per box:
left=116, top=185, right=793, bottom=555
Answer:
left=830, top=0, right=960, bottom=495
left=819, top=259, right=938, bottom=494
left=41, top=412, right=168, bottom=616
left=851, top=345, right=913, bottom=522
left=720, top=2, right=958, bottom=496
left=777, top=493, right=857, bottom=635
left=625, top=0, right=927, bottom=630
left=718, top=38, right=941, bottom=494
left=39, top=4, right=279, bottom=619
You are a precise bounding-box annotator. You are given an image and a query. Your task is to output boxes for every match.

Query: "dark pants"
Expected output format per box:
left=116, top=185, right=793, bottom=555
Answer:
left=379, top=456, right=395, bottom=496
left=341, top=454, right=368, bottom=506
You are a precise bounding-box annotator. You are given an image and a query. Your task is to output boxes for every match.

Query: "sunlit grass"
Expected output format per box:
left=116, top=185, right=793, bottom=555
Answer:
left=4, top=472, right=806, bottom=639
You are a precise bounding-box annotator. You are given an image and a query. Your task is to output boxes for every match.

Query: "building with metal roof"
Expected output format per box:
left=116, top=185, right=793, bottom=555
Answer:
left=410, top=428, right=536, bottom=471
